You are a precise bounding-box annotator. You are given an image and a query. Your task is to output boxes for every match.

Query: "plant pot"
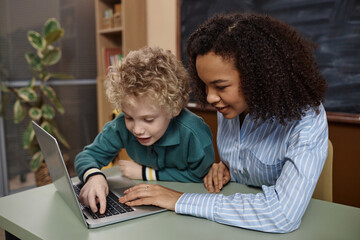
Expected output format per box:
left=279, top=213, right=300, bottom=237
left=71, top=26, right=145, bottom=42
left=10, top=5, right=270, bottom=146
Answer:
left=34, top=157, right=71, bottom=187
left=34, top=162, right=52, bottom=186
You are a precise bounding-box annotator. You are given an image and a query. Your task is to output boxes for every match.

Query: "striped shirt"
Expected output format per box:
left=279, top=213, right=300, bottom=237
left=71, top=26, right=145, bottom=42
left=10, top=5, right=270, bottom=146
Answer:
left=175, top=104, right=328, bottom=233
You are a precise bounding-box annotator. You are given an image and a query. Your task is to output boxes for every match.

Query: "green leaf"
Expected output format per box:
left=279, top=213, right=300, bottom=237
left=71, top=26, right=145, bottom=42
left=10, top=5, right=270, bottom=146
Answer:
left=25, top=52, right=42, bottom=71
left=28, top=77, right=36, bottom=87
left=52, top=127, right=70, bottom=149
left=28, top=107, right=42, bottom=120
left=18, top=87, right=37, bottom=102
left=23, top=121, right=35, bottom=149
left=43, top=72, right=51, bottom=82
left=27, top=31, right=45, bottom=50
left=41, top=86, right=65, bottom=114
left=43, top=48, right=61, bottom=66
left=45, top=29, right=64, bottom=45
left=41, top=85, right=56, bottom=100
left=41, top=104, right=55, bottom=120
left=52, top=96, right=65, bottom=114
left=41, top=121, right=53, bottom=134
left=43, top=18, right=60, bottom=37
left=30, top=151, right=44, bottom=172
left=13, top=100, right=26, bottom=124
left=49, top=73, right=74, bottom=80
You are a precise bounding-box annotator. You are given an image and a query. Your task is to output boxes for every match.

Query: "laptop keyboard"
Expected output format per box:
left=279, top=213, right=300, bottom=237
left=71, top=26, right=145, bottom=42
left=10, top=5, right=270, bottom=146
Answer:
left=73, top=184, right=134, bottom=219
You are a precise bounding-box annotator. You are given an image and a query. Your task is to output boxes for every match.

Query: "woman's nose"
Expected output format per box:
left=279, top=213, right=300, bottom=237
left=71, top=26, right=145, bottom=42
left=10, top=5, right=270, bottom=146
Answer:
left=206, top=88, right=221, bottom=104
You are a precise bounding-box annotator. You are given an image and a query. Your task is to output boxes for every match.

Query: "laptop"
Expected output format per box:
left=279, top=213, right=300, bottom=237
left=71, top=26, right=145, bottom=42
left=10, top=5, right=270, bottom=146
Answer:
left=32, top=121, right=166, bottom=228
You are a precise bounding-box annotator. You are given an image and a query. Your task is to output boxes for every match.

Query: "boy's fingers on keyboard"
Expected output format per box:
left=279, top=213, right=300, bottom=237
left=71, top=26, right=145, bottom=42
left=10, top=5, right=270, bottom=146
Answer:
left=89, top=196, right=98, bottom=213
left=99, top=195, right=107, bottom=214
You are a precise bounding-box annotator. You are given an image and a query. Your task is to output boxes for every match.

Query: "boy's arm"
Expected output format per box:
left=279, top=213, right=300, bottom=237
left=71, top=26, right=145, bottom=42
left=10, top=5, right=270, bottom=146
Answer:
left=75, top=120, right=126, bottom=182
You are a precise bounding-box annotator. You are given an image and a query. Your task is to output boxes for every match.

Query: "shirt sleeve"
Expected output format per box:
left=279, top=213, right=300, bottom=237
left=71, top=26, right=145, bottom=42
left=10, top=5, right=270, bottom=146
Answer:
left=74, top=119, right=126, bottom=182
left=175, top=108, right=328, bottom=233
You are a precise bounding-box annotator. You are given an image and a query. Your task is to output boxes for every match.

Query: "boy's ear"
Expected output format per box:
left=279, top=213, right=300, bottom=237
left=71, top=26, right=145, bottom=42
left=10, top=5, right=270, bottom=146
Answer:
left=172, top=109, right=182, bottom=117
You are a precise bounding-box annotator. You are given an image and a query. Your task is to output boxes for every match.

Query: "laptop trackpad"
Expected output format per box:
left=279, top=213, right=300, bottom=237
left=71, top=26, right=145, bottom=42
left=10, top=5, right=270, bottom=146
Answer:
left=107, top=175, right=136, bottom=196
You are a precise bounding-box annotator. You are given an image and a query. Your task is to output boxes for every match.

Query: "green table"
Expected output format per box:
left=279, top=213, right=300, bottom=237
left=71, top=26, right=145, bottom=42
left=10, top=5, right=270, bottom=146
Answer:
left=1, top=167, right=359, bottom=240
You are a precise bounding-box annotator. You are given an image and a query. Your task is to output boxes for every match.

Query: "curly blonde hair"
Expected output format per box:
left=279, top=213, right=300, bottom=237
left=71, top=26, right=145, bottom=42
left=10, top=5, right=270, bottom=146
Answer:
left=105, top=46, right=190, bottom=117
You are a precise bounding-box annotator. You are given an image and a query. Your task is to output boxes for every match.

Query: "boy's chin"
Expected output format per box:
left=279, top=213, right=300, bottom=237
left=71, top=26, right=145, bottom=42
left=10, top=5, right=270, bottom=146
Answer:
left=137, top=137, right=154, bottom=146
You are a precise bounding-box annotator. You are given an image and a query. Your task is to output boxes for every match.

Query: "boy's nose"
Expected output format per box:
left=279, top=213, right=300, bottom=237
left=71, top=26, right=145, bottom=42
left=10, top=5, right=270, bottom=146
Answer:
left=133, top=124, right=145, bottom=135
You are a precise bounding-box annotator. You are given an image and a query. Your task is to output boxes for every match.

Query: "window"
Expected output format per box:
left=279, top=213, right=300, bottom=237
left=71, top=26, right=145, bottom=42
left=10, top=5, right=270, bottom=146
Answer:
left=0, top=0, right=98, bottom=195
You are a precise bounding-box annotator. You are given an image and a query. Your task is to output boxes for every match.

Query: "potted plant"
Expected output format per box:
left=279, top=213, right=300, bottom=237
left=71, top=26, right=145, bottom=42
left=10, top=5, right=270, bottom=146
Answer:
left=0, top=18, right=73, bottom=186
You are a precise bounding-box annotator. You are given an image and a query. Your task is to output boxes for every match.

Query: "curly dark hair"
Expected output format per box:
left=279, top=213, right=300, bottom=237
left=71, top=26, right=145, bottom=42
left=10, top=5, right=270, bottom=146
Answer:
left=186, top=12, right=327, bottom=124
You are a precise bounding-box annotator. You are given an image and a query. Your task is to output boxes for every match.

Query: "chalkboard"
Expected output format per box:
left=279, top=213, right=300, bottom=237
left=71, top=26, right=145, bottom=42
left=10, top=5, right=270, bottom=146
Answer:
left=180, top=0, right=360, bottom=114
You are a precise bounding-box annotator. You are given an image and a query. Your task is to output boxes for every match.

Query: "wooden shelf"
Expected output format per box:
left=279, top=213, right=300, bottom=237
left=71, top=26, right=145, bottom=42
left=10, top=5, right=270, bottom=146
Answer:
left=95, top=0, right=147, bottom=131
left=98, top=27, right=123, bottom=34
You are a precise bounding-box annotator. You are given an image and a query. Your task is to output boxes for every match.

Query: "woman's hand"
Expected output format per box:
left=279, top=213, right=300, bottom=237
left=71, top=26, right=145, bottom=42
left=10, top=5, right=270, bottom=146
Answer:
left=118, top=184, right=183, bottom=211
left=203, top=162, right=230, bottom=193
left=118, top=160, right=142, bottom=180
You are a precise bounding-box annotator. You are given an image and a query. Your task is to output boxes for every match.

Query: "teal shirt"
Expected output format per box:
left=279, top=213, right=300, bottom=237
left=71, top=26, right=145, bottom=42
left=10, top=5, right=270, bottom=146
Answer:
left=75, top=108, right=215, bottom=183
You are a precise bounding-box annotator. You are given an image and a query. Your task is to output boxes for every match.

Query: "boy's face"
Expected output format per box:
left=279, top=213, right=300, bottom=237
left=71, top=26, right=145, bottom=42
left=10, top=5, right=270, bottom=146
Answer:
left=121, top=96, right=172, bottom=146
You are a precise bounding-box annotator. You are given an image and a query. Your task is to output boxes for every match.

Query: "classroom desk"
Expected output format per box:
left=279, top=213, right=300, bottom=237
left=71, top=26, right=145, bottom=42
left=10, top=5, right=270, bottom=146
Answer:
left=0, top=167, right=359, bottom=240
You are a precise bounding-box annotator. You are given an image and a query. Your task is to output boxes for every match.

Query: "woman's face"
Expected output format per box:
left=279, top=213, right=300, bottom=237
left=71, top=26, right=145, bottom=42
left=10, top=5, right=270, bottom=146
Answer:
left=196, top=52, right=248, bottom=119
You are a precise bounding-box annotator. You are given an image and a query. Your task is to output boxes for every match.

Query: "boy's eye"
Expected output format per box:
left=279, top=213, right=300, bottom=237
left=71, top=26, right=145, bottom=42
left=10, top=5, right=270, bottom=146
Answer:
left=124, top=116, right=133, bottom=121
left=144, top=119, right=154, bottom=123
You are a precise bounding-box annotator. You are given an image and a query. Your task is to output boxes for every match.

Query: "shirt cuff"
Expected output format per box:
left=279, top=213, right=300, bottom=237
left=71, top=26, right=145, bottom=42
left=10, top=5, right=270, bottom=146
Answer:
left=175, top=193, right=218, bottom=221
left=83, top=168, right=106, bottom=182
left=142, top=166, right=158, bottom=181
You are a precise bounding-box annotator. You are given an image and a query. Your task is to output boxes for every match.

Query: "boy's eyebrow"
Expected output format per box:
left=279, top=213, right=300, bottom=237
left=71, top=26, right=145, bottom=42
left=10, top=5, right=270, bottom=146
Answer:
left=122, top=110, right=156, bottom=118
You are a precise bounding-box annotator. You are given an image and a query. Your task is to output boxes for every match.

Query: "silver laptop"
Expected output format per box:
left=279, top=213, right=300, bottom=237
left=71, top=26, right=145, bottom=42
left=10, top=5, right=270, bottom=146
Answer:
left=32, top=121, right=166, bottom=228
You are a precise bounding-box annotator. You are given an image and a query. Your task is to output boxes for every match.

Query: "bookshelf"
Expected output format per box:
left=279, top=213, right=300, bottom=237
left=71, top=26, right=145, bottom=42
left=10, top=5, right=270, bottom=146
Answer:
left=95, top=0, right=147, bottom=131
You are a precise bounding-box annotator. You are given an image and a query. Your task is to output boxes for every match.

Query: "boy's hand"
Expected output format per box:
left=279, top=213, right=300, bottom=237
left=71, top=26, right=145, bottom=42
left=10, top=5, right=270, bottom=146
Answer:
left=118, top=160, right=142, bottom=180
left=203, top=162, right=230, bottom=193
left=78, top=174, right=109, bottom=214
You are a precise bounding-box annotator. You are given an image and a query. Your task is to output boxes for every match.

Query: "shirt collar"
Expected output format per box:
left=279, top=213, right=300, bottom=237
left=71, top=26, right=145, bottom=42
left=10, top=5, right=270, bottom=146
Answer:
left=154, top=118, right=180, bottom=146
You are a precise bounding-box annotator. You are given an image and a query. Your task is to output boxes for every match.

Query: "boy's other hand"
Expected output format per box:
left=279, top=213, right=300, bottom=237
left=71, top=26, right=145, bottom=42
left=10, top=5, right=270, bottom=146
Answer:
left=118, top=160, right=142, bottom=180
left=203, top=162, right=230, bottom=193
left=78, top=174, right=109, bottom=214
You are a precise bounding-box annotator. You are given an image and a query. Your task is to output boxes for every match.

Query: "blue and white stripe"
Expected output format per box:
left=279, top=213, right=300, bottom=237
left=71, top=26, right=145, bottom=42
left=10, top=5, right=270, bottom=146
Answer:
left=175, top=104, right=328, bottom=233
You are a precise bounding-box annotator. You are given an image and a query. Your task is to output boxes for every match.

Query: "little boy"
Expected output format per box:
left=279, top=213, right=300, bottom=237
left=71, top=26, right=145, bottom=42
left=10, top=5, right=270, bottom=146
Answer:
left=74, top=46, right=215, bottom=214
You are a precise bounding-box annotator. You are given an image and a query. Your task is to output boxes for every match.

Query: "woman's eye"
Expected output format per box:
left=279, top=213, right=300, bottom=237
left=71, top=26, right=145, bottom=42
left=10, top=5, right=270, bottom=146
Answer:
left=216, top=86, right=227, bottom=90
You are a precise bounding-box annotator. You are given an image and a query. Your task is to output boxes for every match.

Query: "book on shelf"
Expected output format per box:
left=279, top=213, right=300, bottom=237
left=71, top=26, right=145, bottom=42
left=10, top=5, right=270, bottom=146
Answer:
left=114, top=3, right=122, bottom=13
left=103, top=47, right=123, bottom=73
